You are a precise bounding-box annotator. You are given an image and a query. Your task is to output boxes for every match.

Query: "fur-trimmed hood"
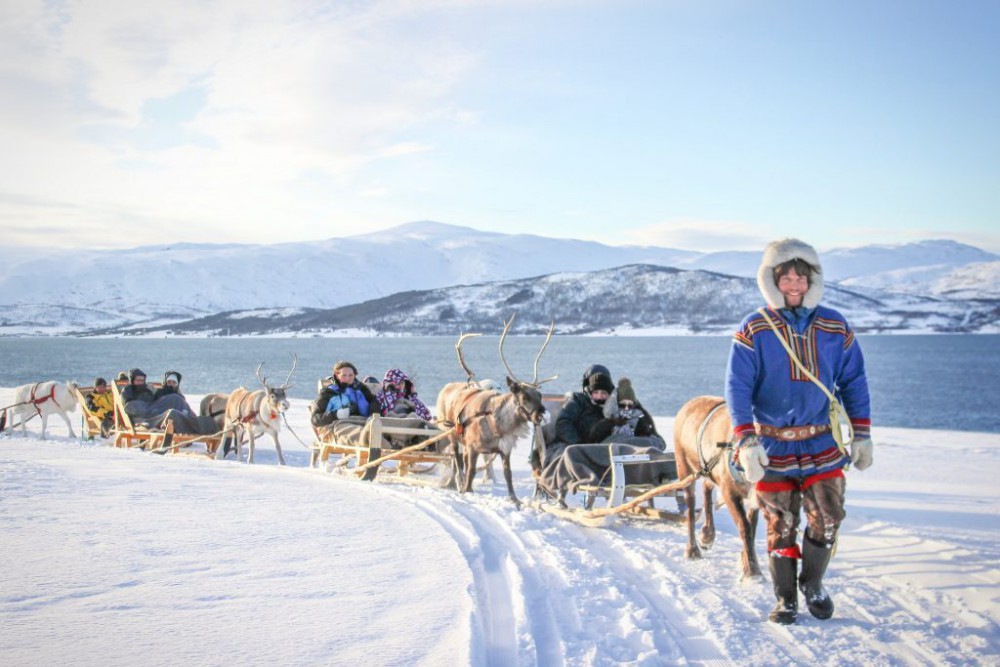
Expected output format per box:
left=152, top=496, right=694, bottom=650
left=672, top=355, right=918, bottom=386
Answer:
left=757, top=238, right=824, bottom=309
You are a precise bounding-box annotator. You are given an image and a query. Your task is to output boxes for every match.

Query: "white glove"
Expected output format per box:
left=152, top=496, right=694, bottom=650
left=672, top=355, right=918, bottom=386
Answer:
left=737, top=435, right=769, bottom=483
left=602, top=388, right=619, bottom=419
left=850, top=438, right=874, bottom=471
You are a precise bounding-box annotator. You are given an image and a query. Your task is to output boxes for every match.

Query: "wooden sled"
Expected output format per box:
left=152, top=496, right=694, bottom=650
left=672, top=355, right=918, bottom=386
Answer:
left=531, top=445, right=700, bottom=528
left=310, top=414, right=456, bottom=484
left=69, top=384, right=109, bottom=440
left=109, top=381, right=223, bottom=457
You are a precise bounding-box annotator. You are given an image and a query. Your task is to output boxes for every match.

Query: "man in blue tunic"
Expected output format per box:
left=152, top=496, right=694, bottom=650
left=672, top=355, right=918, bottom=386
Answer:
left=725, top=238, right=874, bottom=624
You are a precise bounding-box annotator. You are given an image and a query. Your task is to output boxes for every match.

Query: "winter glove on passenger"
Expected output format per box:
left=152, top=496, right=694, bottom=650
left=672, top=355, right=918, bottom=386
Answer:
left=602, top=389, right=619, bottom=420
left=737, top=434, right=769, bottom=483
left=850, top=438, right=873, bottom=471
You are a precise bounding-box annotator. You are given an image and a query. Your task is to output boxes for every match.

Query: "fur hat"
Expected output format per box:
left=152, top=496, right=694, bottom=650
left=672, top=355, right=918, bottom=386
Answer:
left=333, top=360, right=358, bottom=376
left=616, top=378, right=637, bottom=404
left=757, top=238, right=824, bottom=309
left=586, top=371, right=614, bottom=394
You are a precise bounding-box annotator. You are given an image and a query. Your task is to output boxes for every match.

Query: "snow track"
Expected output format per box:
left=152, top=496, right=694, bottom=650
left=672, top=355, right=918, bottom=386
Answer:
left=3, top=399, right=998, bottom=667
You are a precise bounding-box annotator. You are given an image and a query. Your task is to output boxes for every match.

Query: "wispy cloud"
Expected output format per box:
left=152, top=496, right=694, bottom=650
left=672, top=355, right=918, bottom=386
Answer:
left=620, top=219, right=775, bottom=252
left=0, top=0, right=485, bottom=247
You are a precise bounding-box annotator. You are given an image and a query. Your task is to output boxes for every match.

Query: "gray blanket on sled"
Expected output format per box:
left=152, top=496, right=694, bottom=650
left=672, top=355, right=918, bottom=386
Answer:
left=536, top=437, right=677, bottom=502
left=126, top=395, right=218, bottom=435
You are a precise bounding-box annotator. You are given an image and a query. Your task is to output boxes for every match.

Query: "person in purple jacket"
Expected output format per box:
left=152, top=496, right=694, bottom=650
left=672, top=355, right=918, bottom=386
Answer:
left=725, top=238, right=874, bottom=625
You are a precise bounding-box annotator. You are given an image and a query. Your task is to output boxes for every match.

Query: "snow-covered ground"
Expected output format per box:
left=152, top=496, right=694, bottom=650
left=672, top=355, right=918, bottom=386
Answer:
left=1, top=389, right=997, bottom=666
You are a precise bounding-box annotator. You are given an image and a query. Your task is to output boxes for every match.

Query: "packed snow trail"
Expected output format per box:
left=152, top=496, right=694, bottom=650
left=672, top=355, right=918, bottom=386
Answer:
left=2, top=393, right=998, bottom=666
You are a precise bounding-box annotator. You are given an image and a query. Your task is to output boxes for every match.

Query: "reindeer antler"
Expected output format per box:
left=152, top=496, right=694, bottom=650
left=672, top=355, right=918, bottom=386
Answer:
left=498, top=315, right=521, bottom=383
left=500, top=314, right=558, bottom=387
left=282, top=353, right=298, bottom=389
left=531, top=321, right=558, bottom=386
left=255, top=362, right=269, bottom=389
left=456, top=332, right=482, bottom=384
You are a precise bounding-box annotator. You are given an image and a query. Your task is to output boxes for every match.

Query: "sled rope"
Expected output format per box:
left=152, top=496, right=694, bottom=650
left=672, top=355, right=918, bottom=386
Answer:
left=583, top=471, right=702, bottom=518
left=281, top=412, right=316, bottom=450
left=757, top=308, right=853, bottom=457
left=351, top=426, right=457, bottom=474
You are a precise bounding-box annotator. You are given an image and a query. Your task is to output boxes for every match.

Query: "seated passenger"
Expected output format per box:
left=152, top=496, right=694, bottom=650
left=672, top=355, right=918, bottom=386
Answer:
left=536, top=367, right=674, bottom=506
left=121, top=368, right=211, bottom=433
left=153, top=371, right=183, bottom=401
left=86, top=377, right=115, bottom=437
left=376, top=369, right=432, bottom=420
left=310, top=361, right=378, bottom=428
left=596, top=378, right=664, bottom=449
left=549, top=364, right=617, bottom=457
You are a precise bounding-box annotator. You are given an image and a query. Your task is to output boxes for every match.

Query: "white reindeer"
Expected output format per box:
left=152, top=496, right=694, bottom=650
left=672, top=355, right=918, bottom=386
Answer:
left=221, top=356, right=296, bottom=465
left=6, top=381, right=80, bottom=439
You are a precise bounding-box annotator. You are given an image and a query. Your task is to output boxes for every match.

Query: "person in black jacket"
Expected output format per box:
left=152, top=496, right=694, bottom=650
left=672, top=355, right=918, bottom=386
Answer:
left=153, top=371, right=183, bottom=401
left=552, top=364, right=618, bottom=451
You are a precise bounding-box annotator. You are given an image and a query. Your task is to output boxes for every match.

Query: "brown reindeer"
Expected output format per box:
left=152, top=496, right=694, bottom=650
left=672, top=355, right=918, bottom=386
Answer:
left=674, top=395, right=761, bottom=579
left=221, top=355, right=296, bottom=465
left=436, top=317, right=557, bottom=508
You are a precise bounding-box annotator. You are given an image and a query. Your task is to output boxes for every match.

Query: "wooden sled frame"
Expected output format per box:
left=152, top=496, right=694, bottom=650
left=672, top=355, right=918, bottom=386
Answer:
left=310, top=414, right=454, bottom=483
left=69, top=384, right=109, bottom=440
left=533, top=444, right=700, bottom=528
left=109, top=381, right=223, bottom=457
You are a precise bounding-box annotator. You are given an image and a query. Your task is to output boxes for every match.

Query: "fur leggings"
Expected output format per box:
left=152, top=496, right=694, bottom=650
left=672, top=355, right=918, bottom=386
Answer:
left=757, top=472, right=846, bottom=552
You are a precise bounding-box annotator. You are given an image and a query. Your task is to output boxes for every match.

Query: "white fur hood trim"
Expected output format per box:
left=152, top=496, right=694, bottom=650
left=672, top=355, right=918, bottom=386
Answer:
left=756, top=238, right=824, bottom=309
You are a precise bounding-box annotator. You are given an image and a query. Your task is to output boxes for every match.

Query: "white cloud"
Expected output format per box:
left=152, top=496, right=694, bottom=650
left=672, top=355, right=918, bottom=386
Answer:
left=0, top=0, right=485, bottom=247
left=618, top=218, right=775, bottom=252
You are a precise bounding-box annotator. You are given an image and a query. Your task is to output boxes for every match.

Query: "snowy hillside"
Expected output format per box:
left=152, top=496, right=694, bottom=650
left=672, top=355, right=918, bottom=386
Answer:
left=88, top=264, right=998, bottom=337
left=1, top=223, right=997, bottom=335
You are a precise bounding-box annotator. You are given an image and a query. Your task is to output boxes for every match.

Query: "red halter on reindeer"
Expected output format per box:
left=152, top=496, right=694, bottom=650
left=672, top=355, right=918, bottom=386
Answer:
left=221, top=354, right=297, bottom=465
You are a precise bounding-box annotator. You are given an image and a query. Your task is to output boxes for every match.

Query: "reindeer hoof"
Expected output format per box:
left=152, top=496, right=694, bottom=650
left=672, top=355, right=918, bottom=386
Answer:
left=685, top=545, right=703, bottom=560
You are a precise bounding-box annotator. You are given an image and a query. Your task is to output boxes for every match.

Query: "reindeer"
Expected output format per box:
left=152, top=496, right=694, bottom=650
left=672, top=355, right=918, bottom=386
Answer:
left=3, top=381, right=80, bottom=439
left=221, top=355, right=296, bottom=465
left=200, top=392, right=231, bottom=455
left=674, top=395, right=761, bottom=579
left=436, top=316, right=557, bottom=508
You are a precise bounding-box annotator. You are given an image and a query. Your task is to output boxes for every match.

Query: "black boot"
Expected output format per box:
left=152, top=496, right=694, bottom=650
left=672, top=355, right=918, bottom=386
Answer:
left=768, top=553, right=798, bottom=624
left=799, top=536, right=835, bottom=620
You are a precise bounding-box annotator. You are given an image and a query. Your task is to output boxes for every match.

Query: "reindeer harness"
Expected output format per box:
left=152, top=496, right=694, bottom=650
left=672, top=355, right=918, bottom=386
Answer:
left=234, top=391, right=279, bottom=425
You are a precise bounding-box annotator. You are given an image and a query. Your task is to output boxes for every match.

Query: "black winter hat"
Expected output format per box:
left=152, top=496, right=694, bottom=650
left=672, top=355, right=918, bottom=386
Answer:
left=129, top=368, right=147, bottom=383
left=94, top=377, right=107, bottom=387
left=581, top=364, right=611, bottom=389
left=587, top=372, right=614, bottom=394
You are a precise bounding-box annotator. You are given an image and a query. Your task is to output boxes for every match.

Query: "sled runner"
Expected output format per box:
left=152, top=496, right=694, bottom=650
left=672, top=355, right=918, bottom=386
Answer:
left=531, top=443, right=700, bottom=528
left=109, top=381, right=223, bottom=457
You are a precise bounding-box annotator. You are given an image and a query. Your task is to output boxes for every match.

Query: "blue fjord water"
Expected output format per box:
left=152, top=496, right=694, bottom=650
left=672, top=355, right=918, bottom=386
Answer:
left=0, top=335, right=996, bottom=433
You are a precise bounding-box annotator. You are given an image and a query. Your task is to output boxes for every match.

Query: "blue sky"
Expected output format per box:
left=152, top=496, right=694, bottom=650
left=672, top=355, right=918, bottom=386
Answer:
left=1, top=0, right=997, bottom=252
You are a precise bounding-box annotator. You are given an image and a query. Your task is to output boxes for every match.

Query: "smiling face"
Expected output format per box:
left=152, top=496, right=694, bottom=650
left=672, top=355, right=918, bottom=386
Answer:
left=777, top=267, right=809, bottom=308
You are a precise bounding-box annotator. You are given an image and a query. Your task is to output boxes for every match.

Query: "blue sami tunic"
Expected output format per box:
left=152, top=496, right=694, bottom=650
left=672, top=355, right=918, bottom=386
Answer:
left=724, top=305, right=872, bottom=479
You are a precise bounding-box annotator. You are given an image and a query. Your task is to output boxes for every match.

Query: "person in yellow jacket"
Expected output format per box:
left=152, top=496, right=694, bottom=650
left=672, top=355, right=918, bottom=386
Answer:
left=86, top=377, right=115, bottom=437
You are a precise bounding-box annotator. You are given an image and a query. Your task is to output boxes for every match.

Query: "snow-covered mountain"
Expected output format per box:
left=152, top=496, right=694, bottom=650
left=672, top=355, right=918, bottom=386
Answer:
left=81, top=264, right=999, bottom=337
left=1, top=223, right=997, bottom=335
